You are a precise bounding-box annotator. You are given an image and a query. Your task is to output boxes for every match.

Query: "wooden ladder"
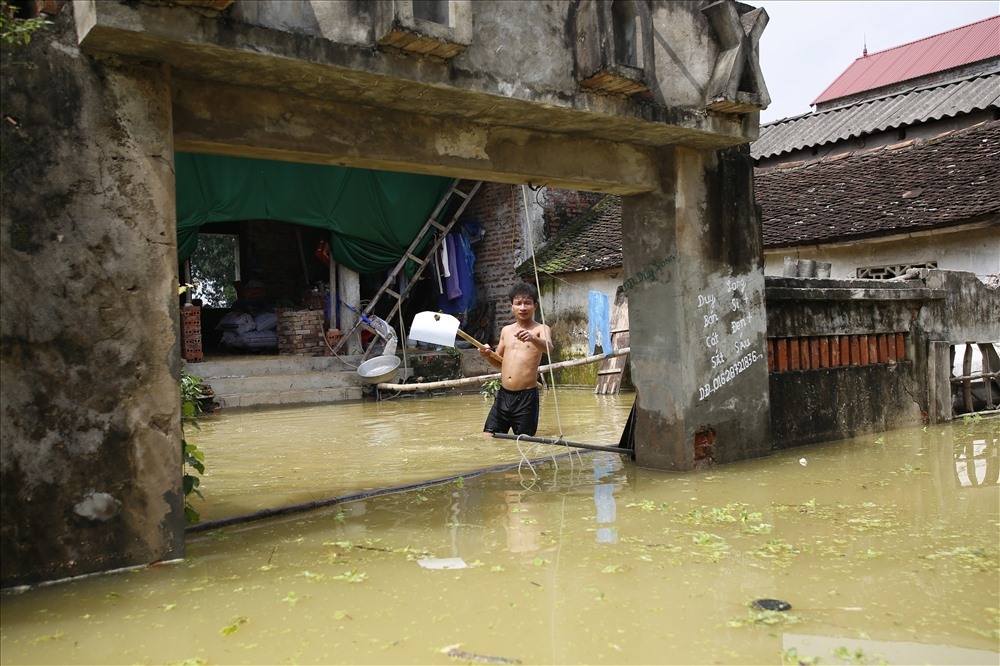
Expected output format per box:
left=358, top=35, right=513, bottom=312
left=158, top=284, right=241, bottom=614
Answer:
left=595, top=289, right=630, bottom=395
left=331, top=178, right=484, bottom=359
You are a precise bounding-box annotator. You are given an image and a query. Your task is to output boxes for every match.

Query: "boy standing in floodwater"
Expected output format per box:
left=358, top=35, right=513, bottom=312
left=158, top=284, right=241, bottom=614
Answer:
left=479, top=282, right=553, bottom=437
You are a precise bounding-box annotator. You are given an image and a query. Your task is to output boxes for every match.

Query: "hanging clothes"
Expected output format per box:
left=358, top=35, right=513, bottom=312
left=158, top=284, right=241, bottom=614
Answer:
left=438, top=232, right=477, bottom=315
left=439, top=236, right=451, bottom=279
left=443, top=234, right=462, bottom=300
left=588, top=290, right=611, bottom=356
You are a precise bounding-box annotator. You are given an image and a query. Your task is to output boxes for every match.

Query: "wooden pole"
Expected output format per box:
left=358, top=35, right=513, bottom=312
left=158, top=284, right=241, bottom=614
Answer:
left=376, top=347, right=630, bottom=391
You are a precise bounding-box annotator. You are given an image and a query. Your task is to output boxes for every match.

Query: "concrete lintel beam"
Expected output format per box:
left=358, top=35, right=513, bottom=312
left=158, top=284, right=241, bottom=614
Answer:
left=76, top=0, right=753, bottom=152
left=172, top=79, right=661, bottom=195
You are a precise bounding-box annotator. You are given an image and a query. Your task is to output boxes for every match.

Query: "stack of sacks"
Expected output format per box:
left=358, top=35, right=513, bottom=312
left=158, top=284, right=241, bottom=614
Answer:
left=216, top=310, right=279, bottom=350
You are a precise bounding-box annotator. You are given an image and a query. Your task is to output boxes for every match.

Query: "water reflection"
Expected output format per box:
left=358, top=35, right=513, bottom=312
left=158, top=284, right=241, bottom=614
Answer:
left=954, top=438, right=999, bottom=487
left=593, top=455, right=620, bottom=544
left=1, top=394, right=997, bottom=666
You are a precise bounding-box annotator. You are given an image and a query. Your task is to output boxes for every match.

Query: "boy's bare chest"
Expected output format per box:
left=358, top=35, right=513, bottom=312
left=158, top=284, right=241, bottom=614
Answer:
left=505, top=328, right=539, bottom=349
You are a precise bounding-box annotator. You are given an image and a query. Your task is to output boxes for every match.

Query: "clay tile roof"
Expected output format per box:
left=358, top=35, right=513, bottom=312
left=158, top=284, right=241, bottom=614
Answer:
left=517, top=195, right=622, bottom=276
left=755, top=120, right=1000, bottom=249
left=814, top=16, right=1000, bottom=105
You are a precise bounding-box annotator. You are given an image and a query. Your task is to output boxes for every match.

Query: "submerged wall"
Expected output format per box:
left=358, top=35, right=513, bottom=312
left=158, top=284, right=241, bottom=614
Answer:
left=766, top=271, right=1000, bottom=449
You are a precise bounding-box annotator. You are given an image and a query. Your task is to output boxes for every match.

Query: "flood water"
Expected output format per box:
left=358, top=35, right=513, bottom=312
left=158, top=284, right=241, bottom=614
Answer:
left=1, top=390, right=998, bottom=666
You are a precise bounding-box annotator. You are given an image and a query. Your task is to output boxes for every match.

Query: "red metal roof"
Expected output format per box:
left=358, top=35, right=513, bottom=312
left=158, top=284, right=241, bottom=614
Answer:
left=813, top=15, right=1000, bottom=105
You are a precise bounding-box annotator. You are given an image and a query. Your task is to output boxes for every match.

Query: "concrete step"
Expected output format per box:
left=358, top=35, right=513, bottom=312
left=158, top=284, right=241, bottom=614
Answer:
left=191, top=354, right=361, bottom=379
left=216, top=385, right=365, bottom=409
left=184, top=354, right=371, bottom=409
left=183, top=349, right=474, bottom=409
left=206, top=369, right=362, bottom=396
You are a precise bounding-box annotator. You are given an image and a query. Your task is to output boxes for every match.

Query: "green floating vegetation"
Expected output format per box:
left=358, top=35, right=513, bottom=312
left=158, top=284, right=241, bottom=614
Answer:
left=221, top=615, right=248, bottom=636
left=728, top=608, right=801, bottom=629
left=333, top=569, right=368, bottom=583
left=923, top=545, right=997, bottom=572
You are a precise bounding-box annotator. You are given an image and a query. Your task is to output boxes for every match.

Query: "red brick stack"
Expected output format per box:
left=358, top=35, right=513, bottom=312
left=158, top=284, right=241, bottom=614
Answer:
left=181, top=305, right=203, bottom=363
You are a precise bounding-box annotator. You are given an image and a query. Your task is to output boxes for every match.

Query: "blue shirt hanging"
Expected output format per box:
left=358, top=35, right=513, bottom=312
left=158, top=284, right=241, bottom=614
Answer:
left=588, top=290, right=611, bottom=356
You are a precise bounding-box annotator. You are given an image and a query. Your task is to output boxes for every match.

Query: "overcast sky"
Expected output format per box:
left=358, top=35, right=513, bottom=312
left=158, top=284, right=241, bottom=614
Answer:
left=757, top=1, right=999, bottom=123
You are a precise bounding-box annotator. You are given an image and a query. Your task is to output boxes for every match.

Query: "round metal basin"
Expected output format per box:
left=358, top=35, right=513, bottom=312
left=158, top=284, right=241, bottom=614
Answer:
left=357, top=355, right=401, bottom=384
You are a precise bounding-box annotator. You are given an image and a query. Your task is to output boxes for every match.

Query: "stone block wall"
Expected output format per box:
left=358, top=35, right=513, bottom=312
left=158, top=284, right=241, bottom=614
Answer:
left=277, top=309, right=325, bottom=356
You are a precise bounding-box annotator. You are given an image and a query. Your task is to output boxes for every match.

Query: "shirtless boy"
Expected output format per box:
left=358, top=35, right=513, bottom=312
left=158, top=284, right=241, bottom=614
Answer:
left=479, top=282, right=553, bottom=437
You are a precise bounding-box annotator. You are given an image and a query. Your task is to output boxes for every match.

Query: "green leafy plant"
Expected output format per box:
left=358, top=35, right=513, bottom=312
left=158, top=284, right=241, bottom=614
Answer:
left=181, top=368, right=206, bottom=523
left=481, top=378, right=501, bottom=399
left=1, top=1, right=52, bottom=48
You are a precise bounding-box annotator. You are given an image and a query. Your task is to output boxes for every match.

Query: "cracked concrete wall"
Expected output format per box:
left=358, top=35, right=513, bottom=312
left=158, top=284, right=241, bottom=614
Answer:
left=624, top=144, right=771, bottom=471
left=1, top=10, right=184, bottom=587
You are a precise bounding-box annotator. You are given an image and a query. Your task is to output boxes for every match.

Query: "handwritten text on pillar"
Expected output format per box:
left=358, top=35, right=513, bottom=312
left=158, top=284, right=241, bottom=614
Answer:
left=697, top=276, right=762, bottom=401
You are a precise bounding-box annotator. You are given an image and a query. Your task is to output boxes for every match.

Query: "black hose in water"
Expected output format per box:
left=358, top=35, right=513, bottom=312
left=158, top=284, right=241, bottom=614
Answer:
left=492, top=432, right=635, bottom=457
left=186, top=452, right=577, bottom=534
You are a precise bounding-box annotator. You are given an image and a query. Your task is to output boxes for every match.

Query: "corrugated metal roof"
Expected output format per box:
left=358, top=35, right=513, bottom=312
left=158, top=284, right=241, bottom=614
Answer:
left=814, top=15, right=1000, bottom=105
left=752, top=74, right=1000, bottom=160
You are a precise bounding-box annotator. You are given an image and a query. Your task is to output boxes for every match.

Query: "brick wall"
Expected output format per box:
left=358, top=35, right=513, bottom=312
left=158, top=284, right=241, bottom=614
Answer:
left=277, top=308, right=325, bottom=356
left=464, top=182, right=524, bottom=343
left=466, top=184, right=607, bottom=342
left=538, top=187, right=605, bottom=238
left=245, top=220, right=327, bottom=306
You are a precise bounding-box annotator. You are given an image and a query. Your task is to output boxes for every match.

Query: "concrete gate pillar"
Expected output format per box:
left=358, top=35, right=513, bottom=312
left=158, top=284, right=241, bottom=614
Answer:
left=0, top=18, right=184, bottom=585
left=623, top=145, right=771, bottom=471
left=336, top=267, right=363, bottom=354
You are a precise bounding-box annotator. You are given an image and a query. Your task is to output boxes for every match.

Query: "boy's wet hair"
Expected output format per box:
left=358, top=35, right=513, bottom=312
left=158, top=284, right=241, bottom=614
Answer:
left=509, top=282, right=538, bottom=303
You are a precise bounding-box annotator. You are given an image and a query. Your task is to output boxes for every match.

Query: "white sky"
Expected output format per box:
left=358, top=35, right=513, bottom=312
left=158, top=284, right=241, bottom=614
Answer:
left=757, top=1, right=999, bottom=123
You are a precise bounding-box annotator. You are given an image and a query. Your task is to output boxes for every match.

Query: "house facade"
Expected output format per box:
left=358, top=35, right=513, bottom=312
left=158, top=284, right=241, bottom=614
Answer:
left=752, top=15, right=1000, bottom=281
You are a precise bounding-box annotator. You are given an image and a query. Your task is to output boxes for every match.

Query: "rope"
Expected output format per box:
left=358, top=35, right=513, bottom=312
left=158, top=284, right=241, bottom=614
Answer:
left=521, top=184, right=564, bottom=439
left=514, top=433, right=538, bottom=489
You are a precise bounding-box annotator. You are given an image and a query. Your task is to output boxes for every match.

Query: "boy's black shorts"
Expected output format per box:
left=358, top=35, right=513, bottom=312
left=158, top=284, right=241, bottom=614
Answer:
left=483, top=386, right=539, bottom=436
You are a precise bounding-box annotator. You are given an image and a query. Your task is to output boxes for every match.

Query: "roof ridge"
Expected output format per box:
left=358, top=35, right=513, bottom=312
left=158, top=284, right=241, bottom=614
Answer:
left=811, top=72, right=994, bottom=117
left=862, top=15, right=999, bottom=59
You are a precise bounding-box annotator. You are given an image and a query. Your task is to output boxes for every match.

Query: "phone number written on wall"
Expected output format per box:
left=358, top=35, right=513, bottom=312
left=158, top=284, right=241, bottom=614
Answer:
left=696, top=276, right=763, bottom=402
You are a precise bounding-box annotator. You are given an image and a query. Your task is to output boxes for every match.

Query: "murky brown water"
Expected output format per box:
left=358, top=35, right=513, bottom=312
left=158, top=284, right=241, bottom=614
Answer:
left=2, top=391, right=998, bottom=665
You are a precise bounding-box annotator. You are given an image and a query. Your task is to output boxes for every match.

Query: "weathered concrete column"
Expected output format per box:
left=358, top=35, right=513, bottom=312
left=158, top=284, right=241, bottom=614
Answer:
left=337, top=266, right=362, bottom=354
left=623, top=145, right=770, bottom=470
left=0, top=12, right=183, bottom=586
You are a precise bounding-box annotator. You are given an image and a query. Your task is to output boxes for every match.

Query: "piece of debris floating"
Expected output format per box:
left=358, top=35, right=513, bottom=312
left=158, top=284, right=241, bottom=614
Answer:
left=752, top=598, right=792, bottom=611
left=447, top=647, right=522, bottom=664
left=417, top=557, right=467, bottom=570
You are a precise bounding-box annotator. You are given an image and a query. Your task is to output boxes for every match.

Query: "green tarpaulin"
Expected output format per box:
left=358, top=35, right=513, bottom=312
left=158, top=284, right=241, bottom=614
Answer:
left=175, top=152, right=453, bottom=274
